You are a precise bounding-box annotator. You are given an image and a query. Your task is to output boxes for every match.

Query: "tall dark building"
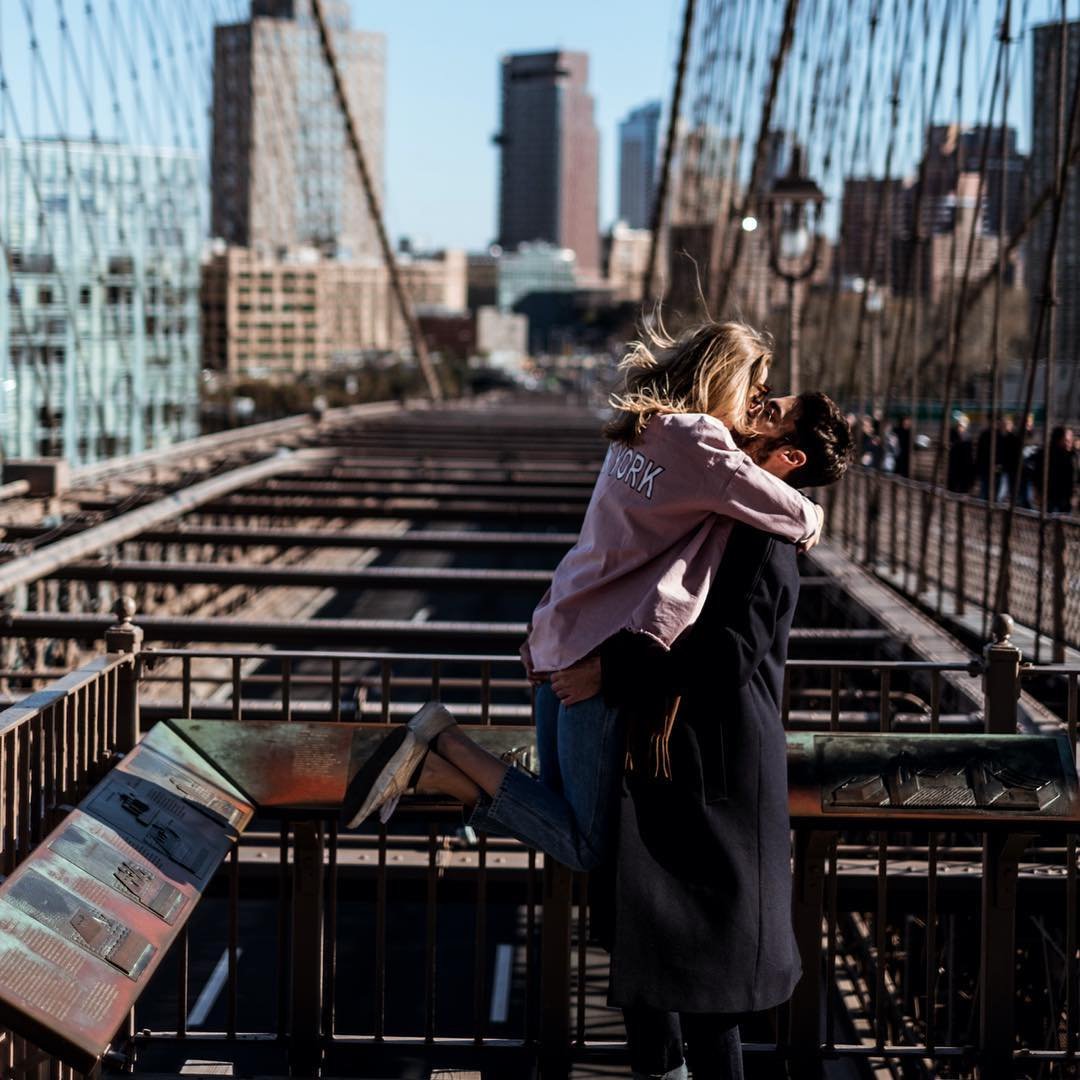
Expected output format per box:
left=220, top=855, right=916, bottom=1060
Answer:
left=1031, top=22, right=1080, bottom=420
left=495, top=51, right=600, bottom=273
left=618, top=100, right=661, bottom=230
left=211, top=0, right=384, bottom=257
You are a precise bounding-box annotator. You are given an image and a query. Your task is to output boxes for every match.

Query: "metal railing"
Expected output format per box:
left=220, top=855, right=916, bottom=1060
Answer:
left=2, top=618, right=1079, bottom=1076
left=824, top=467, right=1080, bottom=661
left=0, top=618, right=137, bottom=1080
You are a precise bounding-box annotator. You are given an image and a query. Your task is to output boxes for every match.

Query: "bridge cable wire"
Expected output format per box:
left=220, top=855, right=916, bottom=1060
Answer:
left=308, top=0, right=442, bottom=402
left=713, top=0, right=802, bottom=315
left=993, top=0, right=1080, bottom=619
left=916, top=0, right=1005, bottom=601
left=643, top=0, right=696, bottom=303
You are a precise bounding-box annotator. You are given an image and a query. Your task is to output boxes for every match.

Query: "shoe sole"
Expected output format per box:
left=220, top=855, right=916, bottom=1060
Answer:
left=341, top=726, right=418, bottom=829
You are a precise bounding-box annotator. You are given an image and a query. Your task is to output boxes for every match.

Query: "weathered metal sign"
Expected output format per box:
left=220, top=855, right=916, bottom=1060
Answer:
left=0, top=726, right=254, bottom=1071
left=788, top=732, right=1080, bottom=829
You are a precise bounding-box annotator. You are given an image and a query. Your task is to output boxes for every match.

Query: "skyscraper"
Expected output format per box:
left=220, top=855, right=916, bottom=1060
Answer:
left=211, top=0, right=385, bottom=258
left=0, top=140, right=201, bottom=464
left=1031, top=22, right=1080, bottom=419
left=618, top=101, right=661, bottom=230
left=496, top=51, right=600, bottom=273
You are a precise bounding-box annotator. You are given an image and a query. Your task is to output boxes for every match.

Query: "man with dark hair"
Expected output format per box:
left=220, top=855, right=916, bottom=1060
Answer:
left=745, top=391, right=855, bottom=488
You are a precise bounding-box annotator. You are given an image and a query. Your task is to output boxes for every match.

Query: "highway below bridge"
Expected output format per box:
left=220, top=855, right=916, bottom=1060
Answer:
left=0, top=397, right=1077, bottom=1078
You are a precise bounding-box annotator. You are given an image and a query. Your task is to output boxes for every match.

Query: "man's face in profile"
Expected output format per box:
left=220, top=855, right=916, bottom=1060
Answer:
left=743, top=396, right=805, bottom=481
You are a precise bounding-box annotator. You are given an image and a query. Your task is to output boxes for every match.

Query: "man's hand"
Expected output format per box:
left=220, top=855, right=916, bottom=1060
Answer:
left=550, top=657, right=602, bottom=705
left=797, top=502, right=825, bottom=553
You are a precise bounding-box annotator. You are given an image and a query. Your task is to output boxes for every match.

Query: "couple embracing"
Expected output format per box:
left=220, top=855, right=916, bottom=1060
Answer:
left=347, top=319, right=854, bottom=1080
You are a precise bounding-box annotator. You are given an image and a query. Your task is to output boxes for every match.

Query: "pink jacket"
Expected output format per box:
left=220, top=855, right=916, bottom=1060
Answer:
left=527, top=413, right=818, bottom=673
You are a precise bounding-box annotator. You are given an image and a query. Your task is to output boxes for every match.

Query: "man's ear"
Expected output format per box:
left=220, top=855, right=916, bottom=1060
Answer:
left=782, top=446, right=807, bottom=470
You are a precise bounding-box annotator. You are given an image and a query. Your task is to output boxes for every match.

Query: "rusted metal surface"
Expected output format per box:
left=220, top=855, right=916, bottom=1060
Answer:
left=0, top=453, right=309, bottom=596
left=68, top=401, right=404, bottom=487
left=76, top=495, right=590, bottom=522
left=166, top=718, right=538, bottom=816
left=50, top=561, right=554, bottom=592
left=788, top=732, right=1080, bottom=828
left=0, top=731, right=253, bottom=1072
left=3, top=613, right=892, bottom=651
left=0, top=524, right=580, bottom=552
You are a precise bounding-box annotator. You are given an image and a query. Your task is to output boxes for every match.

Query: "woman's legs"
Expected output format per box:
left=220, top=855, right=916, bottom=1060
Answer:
left=416, top=683, right=624, bottom=871
left=414, top=751, right=482, bottom=807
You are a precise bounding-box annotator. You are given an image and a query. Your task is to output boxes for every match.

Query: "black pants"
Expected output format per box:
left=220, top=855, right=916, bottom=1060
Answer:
left=623, top=1005, right=743, bottom=1079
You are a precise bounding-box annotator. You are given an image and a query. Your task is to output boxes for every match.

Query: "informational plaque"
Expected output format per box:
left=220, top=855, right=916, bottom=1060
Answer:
left=49, top=821, right=186, bottom=924
left=786, top=732, right=1080, bottom=828
left=0, top=897, right=136, bottom=1070
left=166, top=718, right=363, bottom=812
left=84, top=772, right=232, bottom=888
left=3, top=870, right=154, bottom=979
left=118, top=743, right=252, bottom=831
left=0, top=723, right=249, bottom=1072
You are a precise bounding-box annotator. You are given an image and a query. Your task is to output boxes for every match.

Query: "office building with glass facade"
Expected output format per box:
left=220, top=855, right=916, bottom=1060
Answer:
left=0, top=139, right=201, bottom=465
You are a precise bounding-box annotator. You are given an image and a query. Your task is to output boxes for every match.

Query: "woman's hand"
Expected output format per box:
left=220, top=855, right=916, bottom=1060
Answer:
left=797, top=502, right=825, bottom=553
left=550, top=657, right=602, bottom=705
left=519, top=639, right=546, bottom=687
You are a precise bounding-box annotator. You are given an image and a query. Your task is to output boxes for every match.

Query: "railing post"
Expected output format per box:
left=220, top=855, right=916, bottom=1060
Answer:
left=982, top=614, right=1021, bottom=735
left=105, top=597, right=143, bottom=754
left=979, top=831, right=1034, bottom=1078
left=954, top=499, right=966, bottom=616
left=1052, top=519, right=1067, bottom=664
left=863, top=473, right=879, bottom=569
left=289, top=822, right=325, bottom=1077
left=539, top=860, right=573, bottom=1079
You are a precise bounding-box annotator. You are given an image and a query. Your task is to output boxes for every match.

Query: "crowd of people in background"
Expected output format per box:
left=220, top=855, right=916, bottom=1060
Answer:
left=948, top=413, right=1076, bottom=513
left=852, top=411, right=1077, bottom=515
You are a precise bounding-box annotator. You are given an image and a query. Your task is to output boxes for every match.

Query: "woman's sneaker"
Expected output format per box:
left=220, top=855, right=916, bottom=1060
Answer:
left=340, top=702, right=458, bottom=828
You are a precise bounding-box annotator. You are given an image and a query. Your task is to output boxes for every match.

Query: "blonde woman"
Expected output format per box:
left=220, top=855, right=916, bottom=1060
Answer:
left=343, top=321, right=826, bottom=866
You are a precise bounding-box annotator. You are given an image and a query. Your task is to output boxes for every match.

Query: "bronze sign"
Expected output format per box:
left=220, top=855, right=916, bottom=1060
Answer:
left=787, top=732, right=1080, bottom=829
left=49, top=820, right=186, bottom=923
left=0, top=728, right=251, bottom=1071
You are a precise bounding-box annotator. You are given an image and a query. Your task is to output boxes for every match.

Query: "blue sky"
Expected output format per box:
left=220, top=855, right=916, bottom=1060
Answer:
left=352, top=1, right=681, bottom=249
left=0, top=1, right=1067, bottom=253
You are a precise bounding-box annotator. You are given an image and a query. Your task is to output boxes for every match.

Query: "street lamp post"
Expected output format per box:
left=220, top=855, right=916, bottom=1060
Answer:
left=865, top=281, right=885, bottom=420
left=764, top=149, right=825, bottom=395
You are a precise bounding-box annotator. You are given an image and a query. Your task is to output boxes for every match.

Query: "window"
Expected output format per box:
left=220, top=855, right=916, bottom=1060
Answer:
left=79, top=286, right=92, bottom=305
left=38, top=286, right=53, bottom=305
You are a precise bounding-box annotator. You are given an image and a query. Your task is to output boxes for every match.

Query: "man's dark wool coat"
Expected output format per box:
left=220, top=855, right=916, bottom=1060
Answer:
left=597, top=523, right=802, bottom=1015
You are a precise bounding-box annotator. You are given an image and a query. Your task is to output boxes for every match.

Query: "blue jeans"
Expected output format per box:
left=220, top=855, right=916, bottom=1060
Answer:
left=467, top=682, right=623, bottom=871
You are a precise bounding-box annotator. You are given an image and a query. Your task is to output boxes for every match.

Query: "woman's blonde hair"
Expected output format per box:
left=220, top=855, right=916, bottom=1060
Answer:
left=603, top=318, right=773, bottom=445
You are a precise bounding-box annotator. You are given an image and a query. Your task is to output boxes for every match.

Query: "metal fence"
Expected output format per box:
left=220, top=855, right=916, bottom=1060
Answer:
left=824, top=467, right=1080, bottom=661
left=1, top=626, right=1079, bottom=1077
left=0, top=644, right=136, bottom=1080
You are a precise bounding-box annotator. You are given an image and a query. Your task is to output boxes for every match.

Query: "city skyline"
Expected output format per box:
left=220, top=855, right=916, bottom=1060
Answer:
left=497, top=51, right=601, bottom=273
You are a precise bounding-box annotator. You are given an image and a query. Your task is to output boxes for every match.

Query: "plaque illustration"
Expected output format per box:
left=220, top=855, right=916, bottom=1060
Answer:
left=3, top=870, right=155, bottom=979
left=50, top=825, right=186, bottom=924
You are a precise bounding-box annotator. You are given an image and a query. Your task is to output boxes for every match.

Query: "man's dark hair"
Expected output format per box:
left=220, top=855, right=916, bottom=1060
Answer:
left=785, top=391, right=855, bottom=489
